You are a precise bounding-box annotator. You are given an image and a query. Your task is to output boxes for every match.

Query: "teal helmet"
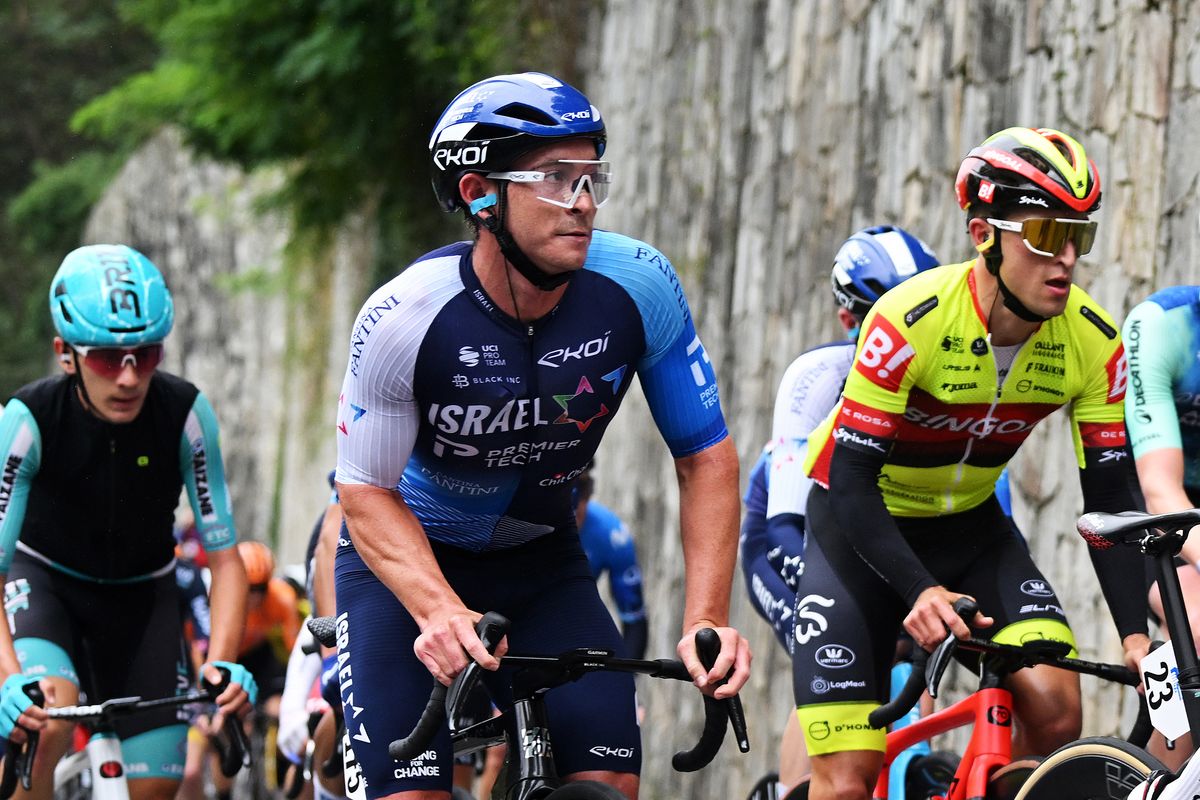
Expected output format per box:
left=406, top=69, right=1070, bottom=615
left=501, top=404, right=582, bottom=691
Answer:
left=49, top=245, right=174, bottom=347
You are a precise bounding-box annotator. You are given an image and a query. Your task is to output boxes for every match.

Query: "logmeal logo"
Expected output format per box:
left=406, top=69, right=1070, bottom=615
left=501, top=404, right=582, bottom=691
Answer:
left=459, top=346, right=481, bottom=367
left=811, top=677, right=867, bottom=694
left=815, top=644, right=856, bottom=669
left=1020, top=580, right=1054, bottom=598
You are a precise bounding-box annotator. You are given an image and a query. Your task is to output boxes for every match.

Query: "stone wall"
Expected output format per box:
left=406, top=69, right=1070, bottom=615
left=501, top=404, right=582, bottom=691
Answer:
left=585, top=1, right=1198, bottom=796
left=85, top=128, right=370, bottom=563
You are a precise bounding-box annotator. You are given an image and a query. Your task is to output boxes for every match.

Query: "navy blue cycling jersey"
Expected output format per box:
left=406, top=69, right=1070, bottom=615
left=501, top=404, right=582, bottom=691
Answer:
left=336, top=231, right=728, bottom=550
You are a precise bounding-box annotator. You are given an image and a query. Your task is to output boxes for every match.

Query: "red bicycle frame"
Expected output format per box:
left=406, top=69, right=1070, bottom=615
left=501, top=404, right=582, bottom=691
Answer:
left=874, top=686, right=1013, bottom=800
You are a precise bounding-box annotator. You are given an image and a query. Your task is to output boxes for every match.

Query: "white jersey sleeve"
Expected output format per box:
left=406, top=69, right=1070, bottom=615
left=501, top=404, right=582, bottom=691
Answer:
left=765, top=342, right=855, bottom=519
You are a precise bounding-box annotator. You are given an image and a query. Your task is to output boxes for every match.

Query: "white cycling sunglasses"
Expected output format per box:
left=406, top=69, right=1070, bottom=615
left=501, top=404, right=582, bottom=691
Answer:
left=487, top=160, right=612, bottom=209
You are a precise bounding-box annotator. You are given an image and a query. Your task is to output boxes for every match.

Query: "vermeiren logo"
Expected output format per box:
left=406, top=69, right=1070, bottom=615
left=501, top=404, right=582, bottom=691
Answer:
left=1020, top=580, right=1054, bottom=598
left=815, top=644, right=855, bottom=669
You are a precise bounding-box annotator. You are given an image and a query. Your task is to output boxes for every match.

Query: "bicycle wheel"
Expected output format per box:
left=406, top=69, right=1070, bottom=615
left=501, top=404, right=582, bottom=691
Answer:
left=543, top=780, right=629, bottom=798
left=744, top=771, right=781, bottom=800
left=1013, top=737, right=1166, bottom=800
left=985, top=758, right=1042, bottom=800
left=906, top=750, right=959, bottom=799
left=781, top=780, right=809, bottom=800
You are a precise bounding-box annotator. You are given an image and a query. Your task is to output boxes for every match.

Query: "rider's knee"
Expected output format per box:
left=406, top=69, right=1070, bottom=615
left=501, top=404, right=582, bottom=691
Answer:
left=810, top=752, right=879, bottom=800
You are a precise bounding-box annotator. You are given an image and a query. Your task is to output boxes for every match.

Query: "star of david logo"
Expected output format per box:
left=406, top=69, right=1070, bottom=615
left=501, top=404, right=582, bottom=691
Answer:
left=553, top=376, right=609, bottom=433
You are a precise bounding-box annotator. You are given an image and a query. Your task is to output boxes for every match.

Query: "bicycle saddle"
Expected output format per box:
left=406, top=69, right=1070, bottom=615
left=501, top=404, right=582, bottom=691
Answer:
left=1077, top=509, right=1200, bottom=549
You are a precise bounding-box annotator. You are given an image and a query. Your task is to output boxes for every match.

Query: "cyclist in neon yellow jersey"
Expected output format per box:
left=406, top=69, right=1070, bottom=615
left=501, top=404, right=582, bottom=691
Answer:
left=794, top=128, right=1149, bottom=800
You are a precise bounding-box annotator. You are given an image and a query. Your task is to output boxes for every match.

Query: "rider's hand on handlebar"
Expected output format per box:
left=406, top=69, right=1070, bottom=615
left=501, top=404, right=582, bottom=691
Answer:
left=201, top=661, right=258, bottom=726
left=904, top=587, right=993, bottom=650
left=1122, top=633, right=1152, bottom=684
left=676, top=624, right=751, bottom=699
left=414, top=607, right=508, bottom=686
left=0, top=675, right=49, bottom=743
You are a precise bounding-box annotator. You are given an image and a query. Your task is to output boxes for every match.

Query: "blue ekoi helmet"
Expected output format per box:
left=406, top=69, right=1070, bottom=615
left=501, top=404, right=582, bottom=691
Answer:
left=429, top=72, right=606, bottom=212
left=49, top=244, right=174, bottom=347
left=831, top=226, right=940, bottom=320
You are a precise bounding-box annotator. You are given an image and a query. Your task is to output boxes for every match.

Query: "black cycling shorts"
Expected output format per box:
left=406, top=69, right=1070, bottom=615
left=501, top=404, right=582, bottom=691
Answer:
left=792, top=487, right=1073, bottom=755
left=5, top=550, right=188, bottom=741
left=333, top=528, right=640, bottom=798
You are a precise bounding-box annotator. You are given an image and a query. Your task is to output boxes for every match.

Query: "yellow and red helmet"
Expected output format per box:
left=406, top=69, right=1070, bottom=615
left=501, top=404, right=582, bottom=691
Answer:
left=237, top=540, right=275, bottom=587
left=955, top=127, right=1101, bottom=215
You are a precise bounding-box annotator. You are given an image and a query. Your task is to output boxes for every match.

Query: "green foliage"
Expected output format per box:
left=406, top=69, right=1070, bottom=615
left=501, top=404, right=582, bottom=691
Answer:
left=0, top=1, right=157, bottom=398
left=77, top=0, right=543, bottom=245
left=77, top=0, right=594, bottom=288
left=8, top=152, right=129, bottom=255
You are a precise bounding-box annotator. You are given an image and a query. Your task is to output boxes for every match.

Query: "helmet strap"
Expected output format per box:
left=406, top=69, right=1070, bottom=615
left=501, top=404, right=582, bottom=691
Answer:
left=67, top=350, right=103, bottom=420
left=476, top=184, right=573, bottom=292
left=981, top=224, right=1048, bottom=324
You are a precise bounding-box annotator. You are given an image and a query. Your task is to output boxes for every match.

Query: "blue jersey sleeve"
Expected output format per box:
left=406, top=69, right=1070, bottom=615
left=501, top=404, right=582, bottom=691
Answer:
left=583, top=503, right=646, bottom=623
left=177, top=392, right=237, bottom=552
left=584, top=232, right=728, bottom=457
left=0, top=400, right=41, bottom=574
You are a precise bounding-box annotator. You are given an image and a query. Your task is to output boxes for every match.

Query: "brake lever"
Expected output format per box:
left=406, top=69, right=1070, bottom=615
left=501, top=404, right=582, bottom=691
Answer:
left=925, top=597, right=978, bottom=699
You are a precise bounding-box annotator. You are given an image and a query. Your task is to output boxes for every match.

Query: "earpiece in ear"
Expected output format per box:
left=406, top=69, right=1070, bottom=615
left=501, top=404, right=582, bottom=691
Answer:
left=976, top=229, right=996, bottom=254
left=59, top=354, right=71, bottom=364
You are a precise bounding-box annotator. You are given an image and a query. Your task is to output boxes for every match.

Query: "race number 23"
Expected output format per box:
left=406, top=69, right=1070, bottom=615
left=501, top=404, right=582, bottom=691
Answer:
left=1141, top=641, right=1189, bottom=742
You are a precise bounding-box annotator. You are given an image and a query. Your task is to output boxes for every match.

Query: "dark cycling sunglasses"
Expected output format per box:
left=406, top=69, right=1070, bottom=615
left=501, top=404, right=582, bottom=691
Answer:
left=986, top=217, right=1098, bottom=258
left=71, top=343, right=164, bottom=380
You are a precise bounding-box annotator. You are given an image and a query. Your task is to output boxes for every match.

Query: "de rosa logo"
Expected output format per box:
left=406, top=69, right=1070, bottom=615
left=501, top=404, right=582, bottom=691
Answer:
left=814, top=644, right=856, bottom=669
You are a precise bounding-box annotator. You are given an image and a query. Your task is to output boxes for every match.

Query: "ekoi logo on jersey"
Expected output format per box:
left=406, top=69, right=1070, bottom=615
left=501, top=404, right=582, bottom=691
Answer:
left=855, top=316, right=916, bottom=393
left=1106, top=345, right=1128, bottom=403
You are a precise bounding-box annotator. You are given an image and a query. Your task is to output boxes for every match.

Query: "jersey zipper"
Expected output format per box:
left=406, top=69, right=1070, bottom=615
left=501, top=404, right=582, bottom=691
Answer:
left=945, top=334, right=1025, bottom=512
left=109, top=434, right=118, bottom=575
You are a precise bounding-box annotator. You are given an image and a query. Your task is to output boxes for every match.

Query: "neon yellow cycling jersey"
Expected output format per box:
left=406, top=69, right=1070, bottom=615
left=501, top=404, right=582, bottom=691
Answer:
left=804, top=259, right=1128, bottom=516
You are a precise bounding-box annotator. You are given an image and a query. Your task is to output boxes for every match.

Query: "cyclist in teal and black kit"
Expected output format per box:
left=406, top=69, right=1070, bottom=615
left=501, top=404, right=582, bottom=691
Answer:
left=0, top=245, right=257, bottom=800
left=1124, top=286, right=1200, bottom=767
left=334, top=72, right=750, bottom=800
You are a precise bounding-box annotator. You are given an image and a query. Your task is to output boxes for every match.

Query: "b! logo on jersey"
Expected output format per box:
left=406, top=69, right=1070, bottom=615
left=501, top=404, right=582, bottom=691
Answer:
left=855, top=316, right=916, bottom=393
left=1105, top=345, right=1127, bottom=403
